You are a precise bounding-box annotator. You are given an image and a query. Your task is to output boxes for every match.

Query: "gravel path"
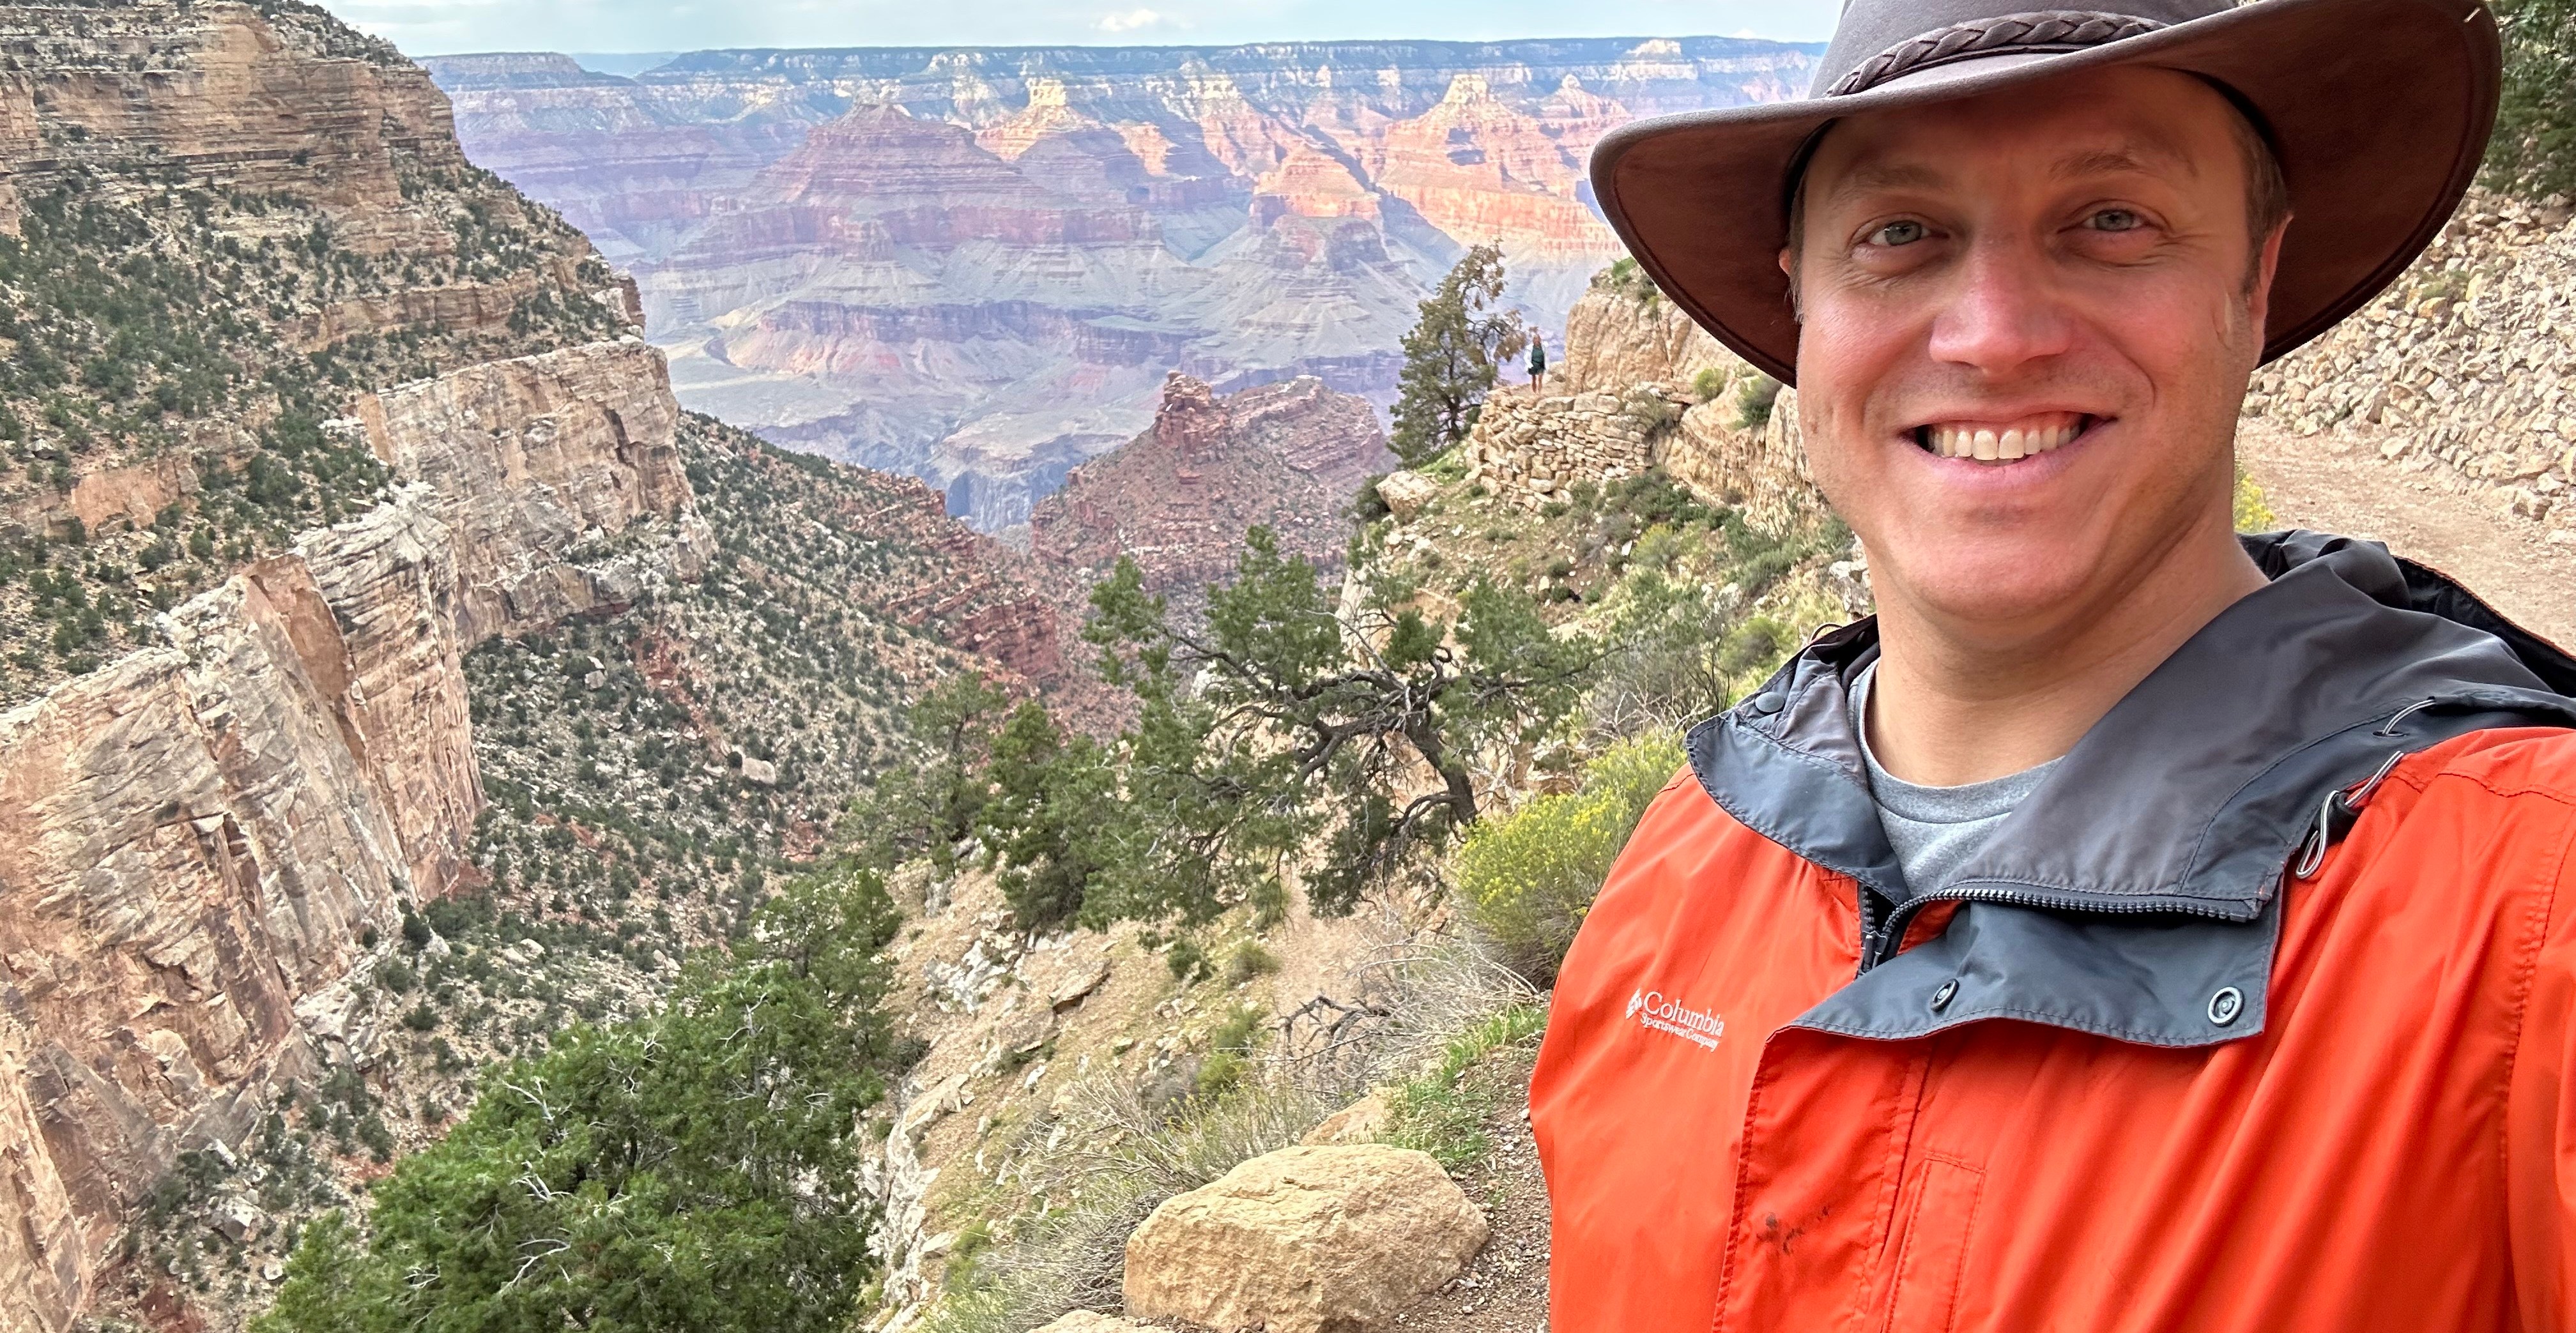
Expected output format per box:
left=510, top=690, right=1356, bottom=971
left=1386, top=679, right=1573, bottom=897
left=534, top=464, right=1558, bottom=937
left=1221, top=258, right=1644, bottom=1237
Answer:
left=2237, top=420, right=2576, bottom=647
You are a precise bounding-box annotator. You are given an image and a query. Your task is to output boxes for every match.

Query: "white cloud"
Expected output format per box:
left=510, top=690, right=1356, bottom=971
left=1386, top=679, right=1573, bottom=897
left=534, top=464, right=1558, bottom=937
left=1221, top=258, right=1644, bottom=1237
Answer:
left=1096, top=7, right=1165, bottom=32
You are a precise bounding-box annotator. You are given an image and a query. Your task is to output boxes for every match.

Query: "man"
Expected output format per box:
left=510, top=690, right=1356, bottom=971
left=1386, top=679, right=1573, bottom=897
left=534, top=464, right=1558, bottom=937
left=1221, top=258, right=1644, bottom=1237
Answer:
left=1530, top=0, right=2576, bottom=1329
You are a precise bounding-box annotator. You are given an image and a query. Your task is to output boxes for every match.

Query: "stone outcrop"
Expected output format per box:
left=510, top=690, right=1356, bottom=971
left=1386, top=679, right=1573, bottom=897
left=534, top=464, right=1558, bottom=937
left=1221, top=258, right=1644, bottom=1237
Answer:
left=356, top=339, right=700, bottom=643
left=1555, top=269, right=1742, bottom=394
left=1456, top=258, right=1828, bottom=535
left=0, top=338, right=705, bottom=1332
left=0, top=503, right=464, bottom=1331
left=427, top=38, right=1825, bottom=529
left=1665, top=390, right=1822, bottom=536
left=1122, top=1144, right=1489, bottom=1333
left=1028, top=372, right=1393, bottom=605
left=2244, top=190, right=2576, bottom=533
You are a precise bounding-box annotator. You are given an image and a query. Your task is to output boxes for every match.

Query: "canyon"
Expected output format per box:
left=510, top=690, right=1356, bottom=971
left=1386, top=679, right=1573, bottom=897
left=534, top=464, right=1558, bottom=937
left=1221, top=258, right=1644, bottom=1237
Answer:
left=423, top=38, right=1823, bottom=528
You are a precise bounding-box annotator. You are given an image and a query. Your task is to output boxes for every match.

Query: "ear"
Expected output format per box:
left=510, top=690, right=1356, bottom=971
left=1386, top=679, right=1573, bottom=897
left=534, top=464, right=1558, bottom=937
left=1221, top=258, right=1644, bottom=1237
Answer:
left=1778, top=246, right=1803, bottom=323
left=2245, top=213, right=2291, bottom=335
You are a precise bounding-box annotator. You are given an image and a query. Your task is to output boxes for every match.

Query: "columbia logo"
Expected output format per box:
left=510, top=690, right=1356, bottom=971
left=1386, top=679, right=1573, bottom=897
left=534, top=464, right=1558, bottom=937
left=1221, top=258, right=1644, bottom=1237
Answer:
left=1627, top=987, right=1724, bottom=1051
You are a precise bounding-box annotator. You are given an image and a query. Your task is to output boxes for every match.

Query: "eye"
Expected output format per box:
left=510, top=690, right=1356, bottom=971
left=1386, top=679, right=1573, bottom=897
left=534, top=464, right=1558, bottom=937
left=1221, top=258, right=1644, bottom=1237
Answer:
left=1864, top=219, right=1928, bottom=248
left=2085, top=208, right=2143, bottom=232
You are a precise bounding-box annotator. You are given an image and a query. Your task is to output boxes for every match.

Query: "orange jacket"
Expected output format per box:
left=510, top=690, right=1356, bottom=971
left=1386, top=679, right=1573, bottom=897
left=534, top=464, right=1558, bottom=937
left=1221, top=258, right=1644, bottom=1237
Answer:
left=1532, top=535, right=2576, bottom=1332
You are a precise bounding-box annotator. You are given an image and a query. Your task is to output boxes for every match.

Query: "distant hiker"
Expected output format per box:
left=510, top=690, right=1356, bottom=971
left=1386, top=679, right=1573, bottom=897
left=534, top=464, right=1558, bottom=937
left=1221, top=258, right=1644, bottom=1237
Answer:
left=1531, top=3, right=2576, bottom=1330
left=1528, top=335, right=1547, bottom=395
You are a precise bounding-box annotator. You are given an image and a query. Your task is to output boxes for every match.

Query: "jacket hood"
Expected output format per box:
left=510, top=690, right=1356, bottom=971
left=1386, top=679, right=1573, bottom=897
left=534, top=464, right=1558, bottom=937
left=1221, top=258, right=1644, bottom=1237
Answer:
left=1686, top=531, right=2576, bottom=1047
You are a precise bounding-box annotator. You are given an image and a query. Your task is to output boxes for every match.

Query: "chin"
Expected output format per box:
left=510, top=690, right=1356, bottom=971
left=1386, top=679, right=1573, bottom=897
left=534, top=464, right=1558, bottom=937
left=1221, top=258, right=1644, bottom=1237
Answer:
left=1883, top=535, right=2102, bottom=627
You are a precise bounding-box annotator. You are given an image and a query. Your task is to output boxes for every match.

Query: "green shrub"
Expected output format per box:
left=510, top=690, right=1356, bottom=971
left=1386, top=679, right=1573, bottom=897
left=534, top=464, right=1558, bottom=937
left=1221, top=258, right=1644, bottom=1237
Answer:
left=1167, top=938, right=1211, bottom=984
left=1455, top=733, right=1687, bottom=982
left=1690, top=366, right=1730, bottom=402
left=1734, top=373, right=1783, bottom=430
left=1223, top=940, right=1281, bottom=987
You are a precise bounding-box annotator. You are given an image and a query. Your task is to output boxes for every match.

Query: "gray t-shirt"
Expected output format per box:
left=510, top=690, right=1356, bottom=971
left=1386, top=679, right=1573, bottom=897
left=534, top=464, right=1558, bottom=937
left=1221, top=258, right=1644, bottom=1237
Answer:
left=1850, top=662, right=2060, bottom=893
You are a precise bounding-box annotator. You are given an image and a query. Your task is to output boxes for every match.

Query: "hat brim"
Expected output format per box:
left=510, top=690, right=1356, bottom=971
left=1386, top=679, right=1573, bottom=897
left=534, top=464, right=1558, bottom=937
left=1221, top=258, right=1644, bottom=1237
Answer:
left=1589, top=0, right=2501, bottom=385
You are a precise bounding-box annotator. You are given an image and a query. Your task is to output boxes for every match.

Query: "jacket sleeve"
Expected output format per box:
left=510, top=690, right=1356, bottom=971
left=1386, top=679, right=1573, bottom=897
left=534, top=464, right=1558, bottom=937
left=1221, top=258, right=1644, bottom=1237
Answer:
left=2506, top=812, right=2576, bottom=1327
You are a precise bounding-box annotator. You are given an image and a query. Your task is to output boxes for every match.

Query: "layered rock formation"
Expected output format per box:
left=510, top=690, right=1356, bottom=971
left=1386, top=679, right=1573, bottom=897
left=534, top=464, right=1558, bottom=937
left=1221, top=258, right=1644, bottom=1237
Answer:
left=356, top=339, right=698, bottom=642
left=1554, top=263, right=1738, bottom=393
left=425, top=38, right=1823, bottom=527
left=0, top=0, right=631, bottom=710
left=0, top=334, right=702, bottom=1331
left=1027, top=372, right=1393, bottom=604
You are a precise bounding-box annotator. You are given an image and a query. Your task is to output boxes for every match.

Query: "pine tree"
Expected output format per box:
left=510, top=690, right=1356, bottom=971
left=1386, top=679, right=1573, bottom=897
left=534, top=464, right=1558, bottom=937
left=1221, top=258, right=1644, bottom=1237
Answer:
left=1389, top=244, right=1528, bottom=464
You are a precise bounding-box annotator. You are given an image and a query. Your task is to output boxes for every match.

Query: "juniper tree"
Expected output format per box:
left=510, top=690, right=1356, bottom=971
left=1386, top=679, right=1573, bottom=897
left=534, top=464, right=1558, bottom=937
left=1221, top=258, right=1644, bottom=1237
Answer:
left=1389, top=243, right=1529, bottom=464
left=979, top=527, right=1595, bottom=927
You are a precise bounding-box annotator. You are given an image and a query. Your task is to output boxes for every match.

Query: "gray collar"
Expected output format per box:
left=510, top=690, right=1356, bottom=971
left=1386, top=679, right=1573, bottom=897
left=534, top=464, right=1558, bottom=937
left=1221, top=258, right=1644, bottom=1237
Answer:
left=1687, top=531, right=2576, bottom=1047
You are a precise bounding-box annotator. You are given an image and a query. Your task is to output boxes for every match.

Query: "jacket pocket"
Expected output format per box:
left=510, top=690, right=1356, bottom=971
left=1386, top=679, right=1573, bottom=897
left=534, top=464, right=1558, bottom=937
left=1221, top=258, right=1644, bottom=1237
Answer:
left=1876, top=1155, right=1985, bottom=1333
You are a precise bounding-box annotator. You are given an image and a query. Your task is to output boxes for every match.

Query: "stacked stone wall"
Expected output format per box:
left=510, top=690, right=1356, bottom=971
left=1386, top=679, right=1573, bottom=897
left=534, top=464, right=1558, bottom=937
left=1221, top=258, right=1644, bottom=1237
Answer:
left=1460, top=389, right=1667, bottom=504
left=2247, top=190, right=2576, bottom=530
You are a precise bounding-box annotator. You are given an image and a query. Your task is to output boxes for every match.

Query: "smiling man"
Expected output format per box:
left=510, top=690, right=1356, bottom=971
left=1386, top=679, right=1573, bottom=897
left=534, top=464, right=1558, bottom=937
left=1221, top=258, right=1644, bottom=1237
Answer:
left=1531, top=1, right=2576, bottom=1330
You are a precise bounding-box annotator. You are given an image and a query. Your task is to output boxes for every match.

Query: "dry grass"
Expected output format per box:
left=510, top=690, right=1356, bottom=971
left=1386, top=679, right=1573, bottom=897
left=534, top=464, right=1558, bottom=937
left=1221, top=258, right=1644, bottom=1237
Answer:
left=927, top=929, right=1537, bottom=1333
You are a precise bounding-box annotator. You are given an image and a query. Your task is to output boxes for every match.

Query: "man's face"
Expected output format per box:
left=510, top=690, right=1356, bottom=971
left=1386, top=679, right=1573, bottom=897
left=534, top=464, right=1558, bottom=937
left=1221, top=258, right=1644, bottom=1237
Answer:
left=1787, top=66, right=2283, bottom=632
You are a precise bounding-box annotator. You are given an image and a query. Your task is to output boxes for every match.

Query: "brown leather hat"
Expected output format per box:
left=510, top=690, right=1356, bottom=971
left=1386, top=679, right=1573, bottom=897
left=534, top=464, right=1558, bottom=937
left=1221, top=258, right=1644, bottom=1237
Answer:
left=1589, top=0, right=2503, bottom=385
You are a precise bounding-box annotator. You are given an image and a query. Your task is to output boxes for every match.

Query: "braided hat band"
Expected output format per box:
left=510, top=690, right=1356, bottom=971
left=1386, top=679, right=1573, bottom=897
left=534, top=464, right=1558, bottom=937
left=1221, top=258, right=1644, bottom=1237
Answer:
left=1826, top=11, right=2170, bottom=96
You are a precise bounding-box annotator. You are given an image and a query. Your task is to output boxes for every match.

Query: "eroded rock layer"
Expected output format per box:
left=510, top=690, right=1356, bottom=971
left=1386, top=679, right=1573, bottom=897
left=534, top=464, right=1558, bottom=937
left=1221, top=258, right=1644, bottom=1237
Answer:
left=0, top=337, right=698, bottom=1332
left=425, top=38, right=1822, bottom=528
left=1027, top=371, right=1393, bottom=606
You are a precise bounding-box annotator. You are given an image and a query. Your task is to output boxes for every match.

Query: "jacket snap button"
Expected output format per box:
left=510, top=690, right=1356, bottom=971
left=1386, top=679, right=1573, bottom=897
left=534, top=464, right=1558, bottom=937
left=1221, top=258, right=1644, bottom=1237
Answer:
left=1929, top=979, right=1958, bottom=1012
left=2208, top=986, right=2245, bottom=1026
left=1749, top=692, right=1786, bottom=716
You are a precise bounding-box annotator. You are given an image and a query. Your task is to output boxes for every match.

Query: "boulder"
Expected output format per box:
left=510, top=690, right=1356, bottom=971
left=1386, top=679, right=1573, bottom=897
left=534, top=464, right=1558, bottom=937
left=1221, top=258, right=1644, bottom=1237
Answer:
left=1123, top=1144, right=1488, bottom=1333
left=1375, top=469, right=1439, bottom=522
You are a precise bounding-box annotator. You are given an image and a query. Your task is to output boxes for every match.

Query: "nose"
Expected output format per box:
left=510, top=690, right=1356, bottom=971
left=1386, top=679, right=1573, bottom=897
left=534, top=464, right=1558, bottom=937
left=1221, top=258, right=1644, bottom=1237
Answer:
left=1925, top=232, right=2076, bottom=377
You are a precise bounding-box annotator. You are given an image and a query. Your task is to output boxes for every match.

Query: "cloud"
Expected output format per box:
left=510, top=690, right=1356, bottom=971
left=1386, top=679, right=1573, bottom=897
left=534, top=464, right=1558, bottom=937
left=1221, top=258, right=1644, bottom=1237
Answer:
left=1095, top=7, right=1165, bottom=32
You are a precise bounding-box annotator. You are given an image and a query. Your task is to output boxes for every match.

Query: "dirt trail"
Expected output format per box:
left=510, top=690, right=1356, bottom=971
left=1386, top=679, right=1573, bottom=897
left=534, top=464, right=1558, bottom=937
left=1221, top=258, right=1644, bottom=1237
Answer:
left=2237, top=420, right=2576, bottom=646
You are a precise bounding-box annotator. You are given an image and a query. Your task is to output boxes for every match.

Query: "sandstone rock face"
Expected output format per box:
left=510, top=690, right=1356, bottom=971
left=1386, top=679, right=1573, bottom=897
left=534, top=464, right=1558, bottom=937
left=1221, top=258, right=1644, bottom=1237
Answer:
left=1664, top=388, right=1822, bottom=537
left=1556, top=273, right=1744, bottom=395
left=1123, top=1144, right=1489, bottom=1333
left=0, top=503, right=464, bottom=1330
left=427, top=38, right=1824, bottom=529
left=0, top=340, right=706, bottom=1332
left=1029, top=372, right=1393, bottom=607
left=358, top=340, right=697, bottom=643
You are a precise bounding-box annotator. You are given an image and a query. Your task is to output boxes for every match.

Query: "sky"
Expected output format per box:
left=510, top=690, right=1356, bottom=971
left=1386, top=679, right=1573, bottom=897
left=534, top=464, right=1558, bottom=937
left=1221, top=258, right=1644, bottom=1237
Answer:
left=312, top=0, right=1843, bottom=59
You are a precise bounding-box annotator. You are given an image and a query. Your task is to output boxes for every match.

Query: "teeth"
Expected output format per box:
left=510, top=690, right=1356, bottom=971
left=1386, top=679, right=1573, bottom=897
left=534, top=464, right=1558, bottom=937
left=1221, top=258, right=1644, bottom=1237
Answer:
left=1919, top=413, right=2085, bottom=462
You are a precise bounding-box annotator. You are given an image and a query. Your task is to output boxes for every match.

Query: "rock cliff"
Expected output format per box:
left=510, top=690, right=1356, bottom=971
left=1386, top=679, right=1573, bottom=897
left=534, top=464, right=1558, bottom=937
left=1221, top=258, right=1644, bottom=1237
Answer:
left=355, top=339, right=698, bottom=643
left=0, top=0, right=632, bottom=710
left=0, top=328, right=705, bottom=1330
left=425, top=38, right=1823, bottom=528
left=1027, top=372, right=1393, bottom=607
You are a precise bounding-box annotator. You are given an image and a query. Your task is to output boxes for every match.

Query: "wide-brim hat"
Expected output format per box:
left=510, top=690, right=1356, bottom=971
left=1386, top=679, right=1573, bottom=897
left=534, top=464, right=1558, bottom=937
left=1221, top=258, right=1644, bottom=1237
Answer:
left=1590, top=0, right=2502, bottom=385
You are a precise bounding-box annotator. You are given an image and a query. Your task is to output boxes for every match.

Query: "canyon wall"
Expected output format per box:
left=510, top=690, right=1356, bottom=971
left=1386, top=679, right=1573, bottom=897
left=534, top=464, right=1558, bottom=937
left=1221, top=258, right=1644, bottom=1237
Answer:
left=425, top=38, right=1822, bottom=528
left=356, top=339, right=702, bottom=643
left=0, top=336, right=698, bottom=1330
